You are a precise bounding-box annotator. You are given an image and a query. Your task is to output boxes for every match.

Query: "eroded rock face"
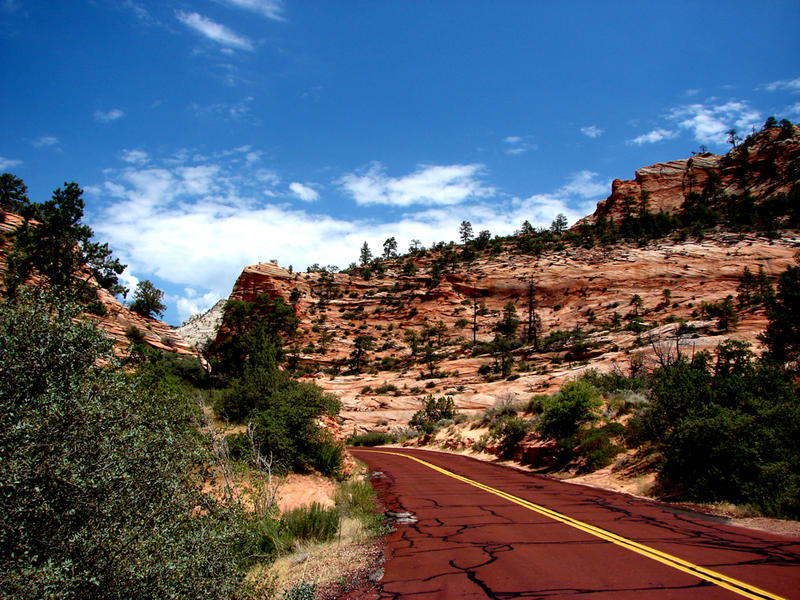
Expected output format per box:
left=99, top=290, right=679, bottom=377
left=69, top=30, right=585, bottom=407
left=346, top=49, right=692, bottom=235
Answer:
left=215, top=232, right=798, bottom=433
left=175, top=299, right=227, bottom=351
left=580, top=125, right=800, bottom=225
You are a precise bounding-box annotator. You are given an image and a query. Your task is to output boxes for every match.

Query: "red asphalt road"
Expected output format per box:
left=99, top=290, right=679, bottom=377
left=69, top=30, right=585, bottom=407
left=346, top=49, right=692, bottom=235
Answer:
left=347, top=447, right=800, bottom=600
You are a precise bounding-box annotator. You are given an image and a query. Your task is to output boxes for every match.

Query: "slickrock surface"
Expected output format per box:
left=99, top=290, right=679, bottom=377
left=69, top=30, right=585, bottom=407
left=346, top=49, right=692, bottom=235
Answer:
left=175, top=298, right=226, bottom=351
left=217, top=232, right=798, bottom=433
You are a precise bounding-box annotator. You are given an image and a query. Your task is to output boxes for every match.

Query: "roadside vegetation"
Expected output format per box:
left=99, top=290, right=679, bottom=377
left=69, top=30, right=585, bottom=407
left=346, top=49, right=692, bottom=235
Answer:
left=353, top=256, right=800, bottom=519
left=0, top=178, right=386, bottom=599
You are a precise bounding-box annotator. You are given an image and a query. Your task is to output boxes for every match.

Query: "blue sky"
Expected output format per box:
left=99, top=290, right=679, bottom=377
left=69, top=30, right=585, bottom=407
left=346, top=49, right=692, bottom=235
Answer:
left=1, top=1, right=799, bottom=324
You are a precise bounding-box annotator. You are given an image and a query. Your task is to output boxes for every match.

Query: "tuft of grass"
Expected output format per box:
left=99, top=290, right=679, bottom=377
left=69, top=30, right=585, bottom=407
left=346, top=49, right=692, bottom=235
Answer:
left=280, top=502, right=340, bottom=544
left=347, top=430, right=397, bottom=446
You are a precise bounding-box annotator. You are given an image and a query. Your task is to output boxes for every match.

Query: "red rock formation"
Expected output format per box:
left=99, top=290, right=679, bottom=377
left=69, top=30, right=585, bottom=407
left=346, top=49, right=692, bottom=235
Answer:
left=580, top=125, right=799, bottom=226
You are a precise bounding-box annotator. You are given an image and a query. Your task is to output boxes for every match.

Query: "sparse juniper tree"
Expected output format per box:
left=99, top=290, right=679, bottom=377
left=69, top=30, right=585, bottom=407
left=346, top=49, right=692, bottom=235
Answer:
left=630, top=293, right=644, bottom=317
left=359, top=241, right=372, bottom=266
left=550, top=213, right=568, bottom=234
left=404, top=328, right=420, bottom=355
left=424, top=343, right=438, bottom=378
left=349, top=335, right=373, bottom=372
left=130, top=279, right=167, bottom=319
left=520, top=220, right=535, bottom=235
left=408, top=239, right=422, bottom=253
left=0, top=172, right=29, bottom=213
left=726, top=128, right=741, bottom=148
left=382, top=236, right=397, bottom=259
left=762, top=116, right=778, bottom=130
left=761, top=263, right=800, bottom=369
left=497, top=301, right=520, bottom=338
left=525, top=278, right=543, bottom=349
left=459, top=220, right=474, bottom=244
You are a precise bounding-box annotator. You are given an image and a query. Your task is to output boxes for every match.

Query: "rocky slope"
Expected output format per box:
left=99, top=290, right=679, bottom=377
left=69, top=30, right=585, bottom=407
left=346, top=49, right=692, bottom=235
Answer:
left=175, top=298, right=226, bottom=351
left=579, top=123, right=799, bottom=225
left=218, top=233, right=798, bottom=432
left=208, top=125, right=799, bottom=434
left=0, top=209, right=197, bottom=357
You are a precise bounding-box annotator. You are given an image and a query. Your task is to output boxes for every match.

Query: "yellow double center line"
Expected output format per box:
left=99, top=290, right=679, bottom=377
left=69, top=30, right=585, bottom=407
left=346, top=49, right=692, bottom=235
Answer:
left=364, top=450, right=785, bottom=600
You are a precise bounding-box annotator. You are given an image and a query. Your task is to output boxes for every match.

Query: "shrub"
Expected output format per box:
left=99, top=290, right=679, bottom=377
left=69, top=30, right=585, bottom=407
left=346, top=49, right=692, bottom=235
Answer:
left=347, top=431, right=397, bottom=446
left=538, top=379, right=600, bottom=440
left=0, top=291, right=250, bottom=599
left=409, top=395, right=456, bottom=434
left=490, top=416, right=532, bottom=458
left=314, top=440, right=345, bottom=479
left=282, top=581, right=317, bottom=600
left=574, top=423, right=625, bottom=472
left=280, top=502, right=340, bottom=543
left=335, top=479, right=376, bottom=518
left=375, top=382, right=398, bottom=394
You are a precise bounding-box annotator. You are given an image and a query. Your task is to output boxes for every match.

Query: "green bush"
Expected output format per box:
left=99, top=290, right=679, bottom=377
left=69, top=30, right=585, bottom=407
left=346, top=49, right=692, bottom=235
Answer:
left=0, top=291, right=250, bottom=599
left=280, top=502, right=340, bottom=543
left=282, top=581, right=317, bottom=600
left=409, top=394, right=456, bottom=434
left=490, top=416, right=532, bottom=458
left=335, top=479, right=376, bottom=518
left=538, top=379, right=600, bottom=440
left=314, top=440, right=345, bottom=479
left=574, top=423, right=625, bottom=472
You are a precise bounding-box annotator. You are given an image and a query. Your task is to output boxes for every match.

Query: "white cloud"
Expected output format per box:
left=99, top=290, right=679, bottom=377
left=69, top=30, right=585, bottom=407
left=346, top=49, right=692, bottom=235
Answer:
left=122, top=149, right=149, bottom=165
left=91, top=150, right=605, bottom=323
left=628, top=128, right=678, bottom=145
left=191, top=97, right=256, bottom=122
left=667, top=101, right=761, bottom=147
left=580, top=125, right=603, bottom=138
left=176, top=11, right=254, bottom=51
left=339, top=163, right=495, bottom=207
left=502, top=135, right=536, bottom=155
left=174, top=288, right=222, bottom=323
left=219, top=0, right=284, bottom=21
left=94, top=108, right=125, bottom=123
left=761, top=77, right=800, bottom=93
left=289, top=182, right=319, bottom=202
left=32, top=136, right=59, bottom=148
left=0, top=156, right=22, bottom=170
left=558, top=170, right=609, bottom=199
left=789, top=102, right=800, bottom=117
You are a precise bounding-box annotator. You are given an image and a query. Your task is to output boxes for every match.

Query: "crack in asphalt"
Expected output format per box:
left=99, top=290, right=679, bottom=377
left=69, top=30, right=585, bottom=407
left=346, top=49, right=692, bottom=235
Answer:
left=348, top=450, right=800, bottom=599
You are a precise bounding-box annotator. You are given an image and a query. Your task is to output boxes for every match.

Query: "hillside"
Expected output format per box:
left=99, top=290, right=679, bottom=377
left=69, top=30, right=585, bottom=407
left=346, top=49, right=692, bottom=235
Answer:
left=0, top=209, right=197, bottom=357
left=207, top=124, right=800, bottom=434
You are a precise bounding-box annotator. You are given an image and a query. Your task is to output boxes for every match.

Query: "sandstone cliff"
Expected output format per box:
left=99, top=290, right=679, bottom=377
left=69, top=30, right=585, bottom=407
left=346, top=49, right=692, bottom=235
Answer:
left=210, top=124, right=799, bottom=433
left=580, top=124, right=800, bottom=225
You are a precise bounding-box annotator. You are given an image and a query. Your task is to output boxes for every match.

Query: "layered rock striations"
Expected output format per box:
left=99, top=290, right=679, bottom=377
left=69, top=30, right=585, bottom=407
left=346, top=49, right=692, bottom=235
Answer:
left=580, top=124, right=800, bottom=225
left=209, top=125, right=799, bottom=432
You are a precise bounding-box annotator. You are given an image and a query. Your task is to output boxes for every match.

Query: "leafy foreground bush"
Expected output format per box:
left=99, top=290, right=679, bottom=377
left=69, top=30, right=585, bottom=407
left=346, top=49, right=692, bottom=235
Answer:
left=212, top=318, right=344, bottom=477
left=637, top=343, right=800, bottom=517
left=0, top=292, right=252, bottom=599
